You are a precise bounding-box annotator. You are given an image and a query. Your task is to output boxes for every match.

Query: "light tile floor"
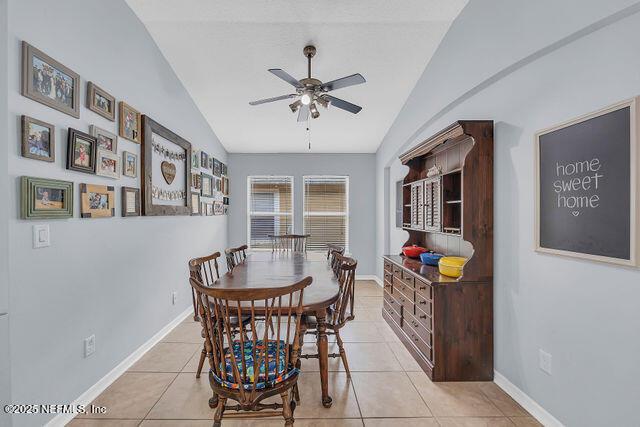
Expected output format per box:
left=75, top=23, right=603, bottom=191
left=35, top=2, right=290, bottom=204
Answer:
left=69, top=281, right=539, bottom=427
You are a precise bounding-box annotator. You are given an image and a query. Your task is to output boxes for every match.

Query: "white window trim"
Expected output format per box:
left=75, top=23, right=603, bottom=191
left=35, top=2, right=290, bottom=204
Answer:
left=302, top=175, right=350, bottom=254
left=246, top=175, right=294, bottom=251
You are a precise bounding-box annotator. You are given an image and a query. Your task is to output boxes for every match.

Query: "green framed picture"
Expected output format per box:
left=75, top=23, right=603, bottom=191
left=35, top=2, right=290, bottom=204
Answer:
left=21, top=176, right=73, bottom=219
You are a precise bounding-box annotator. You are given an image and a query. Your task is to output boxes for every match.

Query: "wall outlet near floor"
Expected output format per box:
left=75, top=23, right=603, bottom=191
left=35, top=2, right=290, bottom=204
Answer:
left=539, top=349, right=552, bottom=375
left=172, top=291, right=178, bottom=305
left=84, top=335, right=96, bottom=358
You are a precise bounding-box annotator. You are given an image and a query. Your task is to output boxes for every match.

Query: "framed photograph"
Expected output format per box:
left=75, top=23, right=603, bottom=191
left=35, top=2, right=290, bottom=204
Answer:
left=96, top=149, right=120, bottom=179
left=121, top=187, right=140, bottom=217
left=191, top=172, right=201, bottom=189
left=221, top=163, right=227, bottom=176
left=67, top=128, right=97, bottom=174
left=80, top=183, right=115, bottom=218
left=119, top=101, right=141, bottom=143
left=90, top=125, right=118, bottom=153
left=21, top=41, right=80, bottom=118
left=141, top=115, right=192, bottom=216
left=87, top=82, right=115, bottom=121
left=191, top=192, right=201, bottom=216
left=21, top=176, right=73, bottom=219
left=208, top=157, right=213, bottom=170
left=21, top=115, right=55, bottom=162
left=191, top=150, right=200, bottom=169
left=535, top=97, right=639, bottom=266
left=122, top=151, right=137, bottom=178
left=213, top=201, right=224, bottom=215
left=201, top=173, right=214, bottom=197
left=222, top=177, right=229, bottom=196
left=215, top=177, right=221, bottom=192
left=200, top=151, right=209, bottom=168
left=206, top=203, right=213, bottom=216
left=213, top=158, right=222, bottom=177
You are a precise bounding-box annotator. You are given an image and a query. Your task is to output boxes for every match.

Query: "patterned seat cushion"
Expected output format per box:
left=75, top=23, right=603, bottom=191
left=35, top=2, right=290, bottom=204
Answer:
left=211, top=340, right=298, bottom=390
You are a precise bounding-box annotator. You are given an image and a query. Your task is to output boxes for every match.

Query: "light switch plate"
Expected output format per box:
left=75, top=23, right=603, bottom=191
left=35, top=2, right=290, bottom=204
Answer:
left=539, top=349, right=552, bottom=375
left=84, top=335, right=96, bottom=358
left=32, top=224, right=50, bottom=248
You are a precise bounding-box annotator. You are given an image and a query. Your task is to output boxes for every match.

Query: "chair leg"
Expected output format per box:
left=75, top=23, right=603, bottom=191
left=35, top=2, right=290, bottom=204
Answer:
left=336, top=330, right=351, bottom=378
left=213, top=396, right=226, bottom=427
left=293, top=382, right=301, bottom=404
left=195, top=348, right=206, bottom=379
left=281, top=390, right=294, bottom=426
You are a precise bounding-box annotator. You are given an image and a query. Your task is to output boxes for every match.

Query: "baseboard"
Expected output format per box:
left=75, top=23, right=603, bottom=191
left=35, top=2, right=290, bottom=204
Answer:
left=356, top=274, right=383, bottom=287
left=45, top=307, right=193, bottom=427
left=494, top=370, right=564, bottom=427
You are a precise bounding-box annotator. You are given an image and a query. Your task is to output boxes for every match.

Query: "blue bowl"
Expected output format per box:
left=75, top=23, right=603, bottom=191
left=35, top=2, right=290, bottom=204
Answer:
left=420, top=252, right=444, bottom=266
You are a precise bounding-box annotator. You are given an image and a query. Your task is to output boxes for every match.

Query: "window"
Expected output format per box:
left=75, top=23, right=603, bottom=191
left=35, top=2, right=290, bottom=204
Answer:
left=247, top=176, right=293, bottom=249
left=303, top=176, right=349, bottom=252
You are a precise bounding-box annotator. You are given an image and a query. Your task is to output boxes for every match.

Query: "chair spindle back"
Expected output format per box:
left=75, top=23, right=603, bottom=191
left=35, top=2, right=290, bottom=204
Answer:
left=332, top=254, right=357, bottom=328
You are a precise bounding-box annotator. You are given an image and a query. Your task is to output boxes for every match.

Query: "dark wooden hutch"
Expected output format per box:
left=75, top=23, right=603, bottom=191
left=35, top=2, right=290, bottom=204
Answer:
left=383, top=120, right=494, bottom=381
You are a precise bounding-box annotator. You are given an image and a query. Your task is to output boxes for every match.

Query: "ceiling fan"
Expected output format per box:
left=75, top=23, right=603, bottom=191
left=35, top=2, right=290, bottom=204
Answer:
left=249, top=45, right=365, bottom=121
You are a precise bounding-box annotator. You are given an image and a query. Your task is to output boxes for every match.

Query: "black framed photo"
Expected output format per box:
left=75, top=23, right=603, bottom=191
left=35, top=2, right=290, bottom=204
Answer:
left=200, top=151, right=209, bottom=168
left=122, top=187, right=141, bottom=217
left=20, top=176, right=73, bottom=219
left=87, top=82, right=116, bottom=121
left=213, top=158, right=222, bottom=177
left=21, top=115, right=55, bottom=162
left=21, top=41, right=80, bottom=118
left=67, top=128, right=97, bottom=174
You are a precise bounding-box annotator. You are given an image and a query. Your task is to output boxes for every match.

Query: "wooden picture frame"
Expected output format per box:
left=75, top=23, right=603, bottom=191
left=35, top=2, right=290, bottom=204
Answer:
left=191, top=191, right=201, bottom=216
left=20, top=176, right=73, bottom=219
left=87, top=82, right=116, bottom=121
left=141, top=115, right=192, bottom=216
left=191, top=150, right=200, bottom=169
left=80, top=183, right=115, bottom=218
left=535, top=97, right=639, bottom=266
left=21, top=41, right=80, bottom=118
left=200, top=151, right=209, bottom=168
left=96, top=149, right=120, bottom=179
left=121, top=187, right=141, bottom=217
left=201, top=172, right=214, bottom=197
left=119, top=101, right=141, bottom=143
left=122, top=151, right=137, bottom=178
left=90, top=125, right=118, bottom=154
left=67, top=128, right=97, bottom=174
left=213, top=158, right=222, bottom=177
left=21, top=115, right=55, bottom=162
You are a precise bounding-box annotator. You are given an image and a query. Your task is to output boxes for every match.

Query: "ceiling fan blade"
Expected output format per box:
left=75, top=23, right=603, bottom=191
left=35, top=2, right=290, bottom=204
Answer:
left=297, top=104, right=309, bottom=122
left=324, top=95, right=362, bottom=114
left=320, top=73, right=366, bottom=92
left=249, top=94, right=296, bottom=106
left=268, top=69, right=304, bottom=89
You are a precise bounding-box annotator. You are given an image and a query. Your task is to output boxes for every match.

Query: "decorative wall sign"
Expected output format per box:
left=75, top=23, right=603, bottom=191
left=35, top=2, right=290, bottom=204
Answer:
left=535, top=97, right=639, bottom=266
left=90, top=125, right=118, bottom=153
left=80, top=183, right=115, bottom=218
left=21, top=41, right=80, bottom=118
left=119, top=101, right=141, bottom=143
left=67, top=128, right=97, bottom=174
left=161, top=161, right=176, bottom=184
left=21, top=115, right=55, bottom=162
left=121, top=187, right=140, bottom=217
left=87, top=82, right=115, bottom=121
left=21, top=176, right=73, bottom=219
left=213, top=201, right=224, bottom=215
left=141, top=115, right=192, bottom=216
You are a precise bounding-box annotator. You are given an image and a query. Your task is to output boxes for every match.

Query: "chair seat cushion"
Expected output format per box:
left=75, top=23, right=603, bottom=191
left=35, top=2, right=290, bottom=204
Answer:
left=211, top=340, right=298, bottom=390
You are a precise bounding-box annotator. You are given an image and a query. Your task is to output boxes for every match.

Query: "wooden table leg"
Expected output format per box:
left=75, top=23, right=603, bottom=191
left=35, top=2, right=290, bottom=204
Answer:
left=315, top=311, right=333, bottom=408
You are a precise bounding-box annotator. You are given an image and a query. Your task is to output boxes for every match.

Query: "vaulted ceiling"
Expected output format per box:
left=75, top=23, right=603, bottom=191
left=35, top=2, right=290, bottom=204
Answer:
left=126, top=0, right=467, bottom=153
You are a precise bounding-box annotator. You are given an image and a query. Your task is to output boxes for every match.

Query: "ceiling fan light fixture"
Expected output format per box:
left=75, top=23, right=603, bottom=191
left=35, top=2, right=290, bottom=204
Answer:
left=300, top=92, right=313, bottom=105
left=309, top=102, right=320, bottom=119
left=289, top=100, right=301, bottom=113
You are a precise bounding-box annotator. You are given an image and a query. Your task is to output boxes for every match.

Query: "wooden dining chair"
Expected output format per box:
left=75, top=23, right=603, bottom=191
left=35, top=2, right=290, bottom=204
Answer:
left=329, top=246, right=345, bottom=277
left=189, top=275, right=312, bottom=426
left=270, top=234, right=309, bottom=253
left=225, top=247, right=239, bottom=272
left=189, top=252, right=250, bottom=379
left=300, top=254, right=357, bottom=377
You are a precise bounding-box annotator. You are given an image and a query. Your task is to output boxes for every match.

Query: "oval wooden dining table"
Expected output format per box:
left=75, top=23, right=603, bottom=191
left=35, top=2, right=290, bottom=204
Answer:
left=215, top=250, right=340, bottom=408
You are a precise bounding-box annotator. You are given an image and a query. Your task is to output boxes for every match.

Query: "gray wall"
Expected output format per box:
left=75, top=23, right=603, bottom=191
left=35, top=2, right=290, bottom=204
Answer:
left=376, top=1, right=640, bottom=426
left=228, top=153, right=376, bottom=275
left=1, top=0, right=12, bottom=426
left=6, top=1, right=227, bottom=425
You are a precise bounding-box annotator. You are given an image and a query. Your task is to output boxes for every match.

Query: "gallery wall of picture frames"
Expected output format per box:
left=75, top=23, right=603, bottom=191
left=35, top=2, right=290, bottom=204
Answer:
left=17, top=39, right=229, bottom=220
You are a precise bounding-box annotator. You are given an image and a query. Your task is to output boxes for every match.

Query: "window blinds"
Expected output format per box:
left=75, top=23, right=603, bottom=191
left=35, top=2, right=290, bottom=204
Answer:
left=303, top=176, right=349, bottom=252
left=248, top=176, right=293, bottom=249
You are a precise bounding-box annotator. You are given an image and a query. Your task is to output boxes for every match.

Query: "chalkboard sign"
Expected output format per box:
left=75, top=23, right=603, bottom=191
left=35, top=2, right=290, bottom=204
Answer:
left=535, top=98, right=639, bottom=266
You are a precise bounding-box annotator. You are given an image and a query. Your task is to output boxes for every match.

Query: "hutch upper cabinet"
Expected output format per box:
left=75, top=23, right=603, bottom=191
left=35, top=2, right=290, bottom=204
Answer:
left=383, top=120, right=494, bottom=381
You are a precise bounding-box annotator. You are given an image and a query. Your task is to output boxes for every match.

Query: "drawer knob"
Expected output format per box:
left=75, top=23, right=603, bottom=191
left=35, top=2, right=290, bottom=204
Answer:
left=419, top=286, right=426, bottom=290
left=419, top=300, right=427, bottom=305
left=412, top=321, right=418, bottom=327
left=419, top=314, right=427, bottom=319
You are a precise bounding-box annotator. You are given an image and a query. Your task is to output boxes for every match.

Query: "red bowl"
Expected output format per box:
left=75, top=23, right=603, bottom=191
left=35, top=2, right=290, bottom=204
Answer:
left=402, top=245, right=427, bottom=258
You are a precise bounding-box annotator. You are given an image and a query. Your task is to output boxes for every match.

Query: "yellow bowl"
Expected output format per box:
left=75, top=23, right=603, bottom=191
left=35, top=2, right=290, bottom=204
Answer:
left=438, top=256, right=467, bottom=278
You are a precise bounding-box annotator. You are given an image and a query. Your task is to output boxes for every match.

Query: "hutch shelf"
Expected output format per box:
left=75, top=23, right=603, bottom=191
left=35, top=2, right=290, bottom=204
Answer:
left=383, top=120, right=494, bottom=381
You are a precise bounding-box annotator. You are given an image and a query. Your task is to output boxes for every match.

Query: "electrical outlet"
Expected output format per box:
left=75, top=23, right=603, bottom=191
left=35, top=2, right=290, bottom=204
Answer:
left=172, top=291, right=178, bottom=305
left=84, top=335, right=96, bottom=358
left=539, top=349, right=552, bottom=375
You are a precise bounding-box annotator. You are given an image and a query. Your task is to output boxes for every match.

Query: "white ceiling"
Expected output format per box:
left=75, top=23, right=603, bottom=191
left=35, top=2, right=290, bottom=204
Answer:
left=126, top=0, right=467, bottom=153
